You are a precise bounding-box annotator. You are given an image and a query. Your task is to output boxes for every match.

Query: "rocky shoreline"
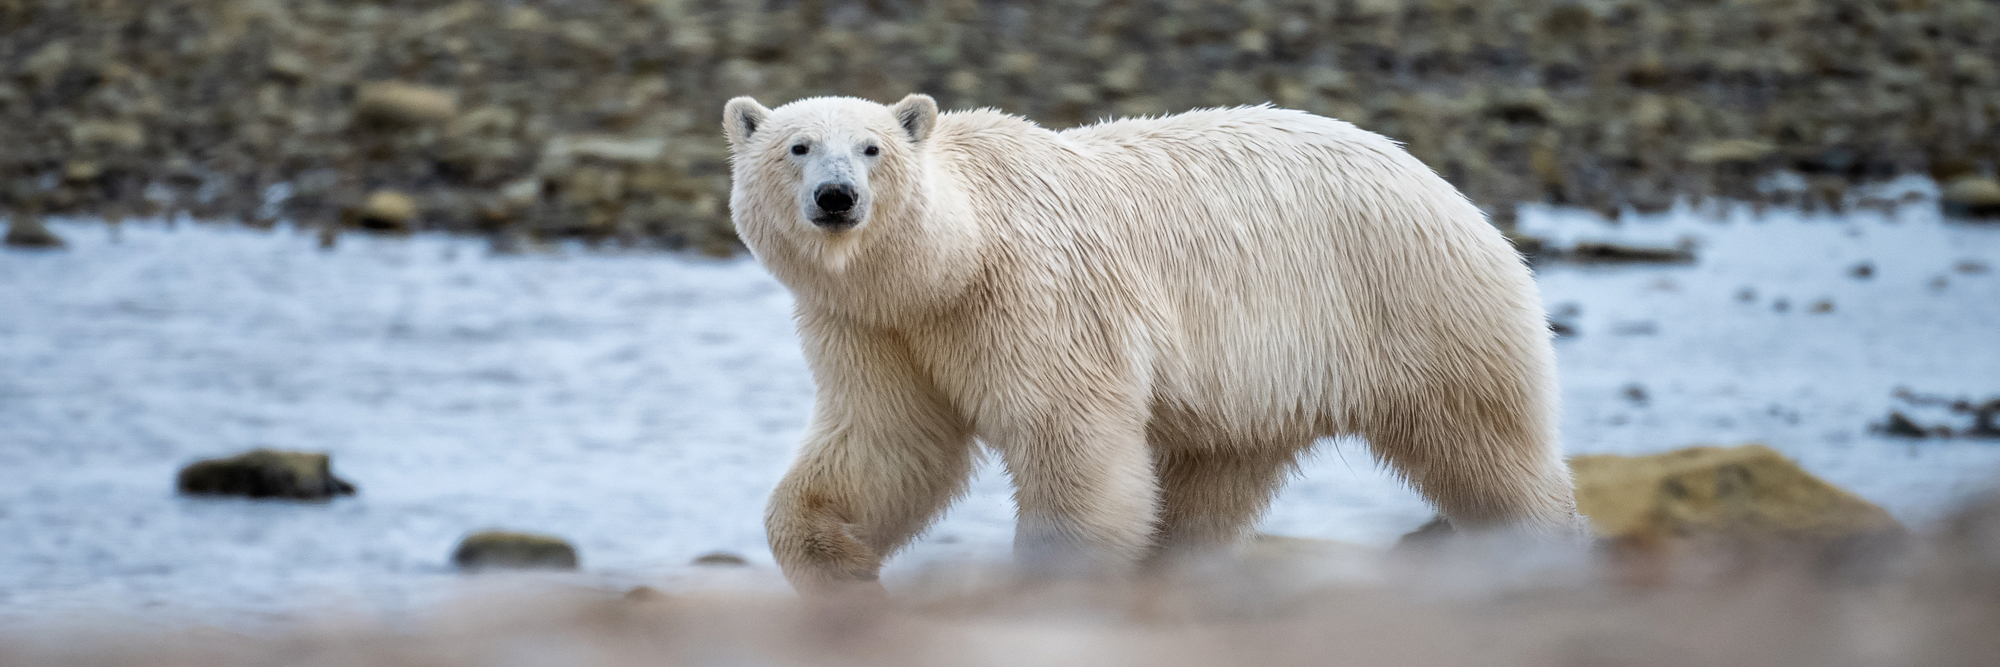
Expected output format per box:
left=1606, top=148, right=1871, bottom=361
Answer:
left=3, top=0, right=1997, bottom=254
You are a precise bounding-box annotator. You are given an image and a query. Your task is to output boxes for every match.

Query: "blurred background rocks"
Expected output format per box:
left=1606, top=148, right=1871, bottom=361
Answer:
left=2, top=0, right=1997, bottom=254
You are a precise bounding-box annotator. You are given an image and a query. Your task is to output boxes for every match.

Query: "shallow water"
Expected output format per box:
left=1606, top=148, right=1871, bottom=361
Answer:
left=2, top=192, right=1997, bottom=622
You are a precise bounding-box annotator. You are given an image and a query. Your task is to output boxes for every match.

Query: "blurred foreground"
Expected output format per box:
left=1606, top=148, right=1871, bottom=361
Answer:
left=4, top=501, right=1999, bottom=667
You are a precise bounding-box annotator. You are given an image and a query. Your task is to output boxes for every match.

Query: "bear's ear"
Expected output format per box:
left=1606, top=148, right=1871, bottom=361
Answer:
left=890, top=94, right=938, bottom=144
left=723, top=97, right=772, bottom=149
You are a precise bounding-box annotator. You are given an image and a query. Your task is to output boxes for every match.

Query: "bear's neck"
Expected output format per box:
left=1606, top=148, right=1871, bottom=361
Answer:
left=775, top=167, right=983, bottom=328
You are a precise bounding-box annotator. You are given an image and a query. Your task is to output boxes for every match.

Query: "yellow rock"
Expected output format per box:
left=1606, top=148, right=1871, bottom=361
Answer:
left=1942, top=176, right=2000, bottom=218
left=1686, top=139, right=1777, bottom=164
left=1573, top=444, right=1901, bottom=543
left=352, top=190, right=419, bottom=230
left=70, top=120, right=146, bottom=151
left=355, top=81, right=457, bottom=127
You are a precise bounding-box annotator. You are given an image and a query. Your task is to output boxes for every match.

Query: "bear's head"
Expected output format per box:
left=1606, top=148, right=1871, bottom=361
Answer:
left=723, top=94, right=937, bottom=238
left=724, top=94, right=979, bottom=321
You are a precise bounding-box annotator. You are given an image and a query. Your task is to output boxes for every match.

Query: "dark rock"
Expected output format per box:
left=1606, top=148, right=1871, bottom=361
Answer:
left=691, top=551, right=749, bottom=567
left=4, top=217, right=64, bottom=249
left=1880, top=410, right=1929, bottom=438
left=1548, top=320, right=1578, bottom=337
left=1849, top=262, right=1874, bottom=279
left=451, top=530, right=579, bottom=571
left=1963, top=399, right=2000, bottom=439
left=1568, top=241, right=1695, bottom=264
left=1942, top=177, right=2000, bottom=219
left=176, top=448, right=356, bottom=500
left=1884, top=392, right=2000, bottom=439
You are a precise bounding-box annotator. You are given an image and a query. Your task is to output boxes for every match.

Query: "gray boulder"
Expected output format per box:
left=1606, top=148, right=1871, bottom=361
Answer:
left=452, top=530, right=579, bottom=571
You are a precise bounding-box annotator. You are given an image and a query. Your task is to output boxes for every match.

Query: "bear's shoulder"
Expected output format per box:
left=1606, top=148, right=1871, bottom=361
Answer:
left=934, top=108, right=1051, bottom=142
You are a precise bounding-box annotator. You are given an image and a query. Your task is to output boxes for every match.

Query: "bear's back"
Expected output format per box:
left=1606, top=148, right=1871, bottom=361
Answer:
left=922, top=105, right=1537, bottom=439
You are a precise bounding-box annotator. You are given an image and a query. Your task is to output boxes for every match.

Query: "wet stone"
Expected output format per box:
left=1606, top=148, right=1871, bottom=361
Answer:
left=4, top=217, right=65, bottom=249
left=1942, top=177, right=2000, bottom=219
left=452, top=530, right=579, bottom=571
left=1567, top=242, right=1696, bottom=265
left=176, top=448, right=356, bottom=500
left=691, top=551, right=749, bottom=566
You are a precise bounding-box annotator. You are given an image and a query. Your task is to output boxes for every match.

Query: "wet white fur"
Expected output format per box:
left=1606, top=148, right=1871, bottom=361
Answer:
left=724, top=95, right=1581, bottom=594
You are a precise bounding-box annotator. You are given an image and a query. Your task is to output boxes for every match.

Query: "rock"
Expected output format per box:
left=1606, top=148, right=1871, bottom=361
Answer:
left=4, top=217, right=65, bottom=249
left=1572, top=444, right=1903, bottom=545
left=1685, top=139, right=1777, bottom=165
left=542, top=135, right=669, bottom=167
left=69, top=120, right=146, bottom=151
left=63, top=160, right=102, bottom=183
left=1942, top=177, right=2000, bottom=219
left=1567, top=241, right=1695, bottom=264
left=1487, top=87, right=1555, bottom=125
left=623, top=585, right=665, bottom=601
left=691, top=551, right=748, bottom=566
left=451, top=530, right=579, bottom=571
left=267, top=51, right=313, bottom=82
left=1968, top=400, right=2000, bottom=438
left=176, top=448, right=357, bottom=500
left=499, top=178, right=541, bottom=208
left=9, top=0, right=2000, bottom=257
left=349, top=190, right=419, bottom=230
left=1850, top=262, right=1874, bottom=279
left=354, top=82, right=458, bottom=128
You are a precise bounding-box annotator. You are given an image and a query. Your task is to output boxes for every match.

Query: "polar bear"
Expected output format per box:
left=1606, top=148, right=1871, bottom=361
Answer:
left=724, top=94, right=1581, bottom=594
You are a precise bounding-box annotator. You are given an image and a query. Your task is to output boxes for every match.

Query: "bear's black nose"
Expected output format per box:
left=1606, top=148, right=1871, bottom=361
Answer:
left=814, top=183, right=856, bottom=214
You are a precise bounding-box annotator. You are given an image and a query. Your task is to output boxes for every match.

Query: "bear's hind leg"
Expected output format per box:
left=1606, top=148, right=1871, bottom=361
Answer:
left=1146, top=442, right=1306, bottom=561
left=1362, top=396, right=1580, bottom=535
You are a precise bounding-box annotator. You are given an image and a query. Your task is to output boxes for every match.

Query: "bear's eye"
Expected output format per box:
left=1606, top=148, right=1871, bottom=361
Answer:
left=790, top=143, right=809, bottom=155
left=863, top=145, right=880, bottom=157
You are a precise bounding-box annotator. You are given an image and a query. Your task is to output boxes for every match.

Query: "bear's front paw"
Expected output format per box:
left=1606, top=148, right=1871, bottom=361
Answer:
left=769, top=502, right=886, bottom=597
